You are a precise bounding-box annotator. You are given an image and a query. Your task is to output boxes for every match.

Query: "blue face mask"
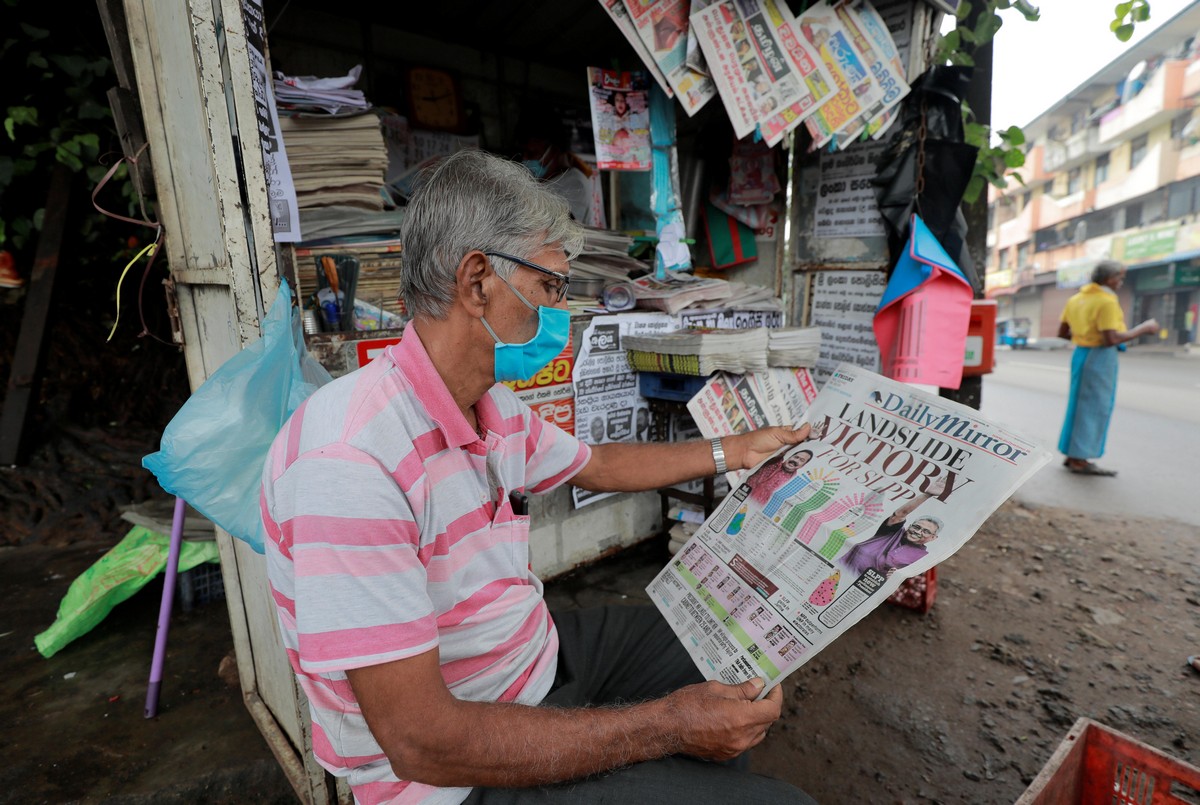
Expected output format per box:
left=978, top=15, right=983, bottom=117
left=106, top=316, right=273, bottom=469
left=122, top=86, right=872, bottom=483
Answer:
left=482, top=274, right=570, bottom=383
left=522, top=146, right=551, bottom=179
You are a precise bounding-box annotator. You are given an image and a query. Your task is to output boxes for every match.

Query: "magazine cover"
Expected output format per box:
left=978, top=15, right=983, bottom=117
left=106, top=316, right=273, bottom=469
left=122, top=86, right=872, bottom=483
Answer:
left=647, top=363, right=1053, bottom=692
left=587, top=67, right=653, bottom=170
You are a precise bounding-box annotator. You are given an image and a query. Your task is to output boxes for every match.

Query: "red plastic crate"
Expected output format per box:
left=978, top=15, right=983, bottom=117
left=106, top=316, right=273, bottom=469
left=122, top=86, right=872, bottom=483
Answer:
left=886, top=566, right=938, bottom=614
left=1017, top=717, right=1200, bottom=804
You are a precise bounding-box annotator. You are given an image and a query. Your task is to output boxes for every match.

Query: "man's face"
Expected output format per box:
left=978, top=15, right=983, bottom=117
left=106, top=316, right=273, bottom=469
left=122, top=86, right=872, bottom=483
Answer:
left=636, top=409, right=648, bottom=433
left=907, top=519, right=940, bottom=546
left=590, top=417, right=605, bottom=442
left=485, top=244, right=571, bottom=345
left=782, top=451, right=811, bottom=473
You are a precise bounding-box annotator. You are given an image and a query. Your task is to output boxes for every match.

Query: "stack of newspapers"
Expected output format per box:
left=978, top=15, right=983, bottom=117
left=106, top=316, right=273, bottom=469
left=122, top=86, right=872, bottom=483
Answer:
left=767, top=326, right=822, bottom=368
left=623, top=327, right=769, bottom=375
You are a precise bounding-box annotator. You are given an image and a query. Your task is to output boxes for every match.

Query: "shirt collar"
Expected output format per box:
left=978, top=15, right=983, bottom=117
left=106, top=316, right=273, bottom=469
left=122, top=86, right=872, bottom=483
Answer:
left=384, top=324, right=479, bottom=449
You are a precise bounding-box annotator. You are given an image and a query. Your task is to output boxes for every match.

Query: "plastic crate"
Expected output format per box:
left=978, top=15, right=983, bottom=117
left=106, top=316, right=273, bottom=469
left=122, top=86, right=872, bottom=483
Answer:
left=886, top=566, right=938, bottom=614
left=638, top=371, right=709, bottom=403
left=175, top=561, right=226, bottom=613
left=1017, top=717, right=1200, bottom=805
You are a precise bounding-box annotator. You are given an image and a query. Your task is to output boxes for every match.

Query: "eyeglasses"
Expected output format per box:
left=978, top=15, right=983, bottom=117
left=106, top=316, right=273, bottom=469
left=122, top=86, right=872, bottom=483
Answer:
left=908, top=524, right=938, bottom=537
left=485, top=251, right=570, bottom=303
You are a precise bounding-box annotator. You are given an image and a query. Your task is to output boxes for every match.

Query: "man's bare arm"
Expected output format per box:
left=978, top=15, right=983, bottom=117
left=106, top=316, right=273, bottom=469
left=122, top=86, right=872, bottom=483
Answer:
left=572, top=424, right=812, bottom=493
left=347, top=649, right=782, bottom=788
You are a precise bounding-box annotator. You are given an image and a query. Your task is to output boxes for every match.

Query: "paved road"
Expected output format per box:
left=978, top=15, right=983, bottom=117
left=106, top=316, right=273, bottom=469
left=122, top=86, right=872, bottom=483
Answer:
left=978, top=345, right=1200, bottom=526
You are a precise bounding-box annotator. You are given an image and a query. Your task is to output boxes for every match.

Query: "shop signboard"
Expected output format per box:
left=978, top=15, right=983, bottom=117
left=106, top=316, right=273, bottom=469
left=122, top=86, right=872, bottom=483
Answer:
left=502, top=342, right=577, bottom=436
left=1056, top=258, right=1099, bottom=289
left=1118, top=224, right=1178, bottom=263
left=1176, top=263, right=1200, bottom=287
left=1134, top=265, right=1172, bottom=292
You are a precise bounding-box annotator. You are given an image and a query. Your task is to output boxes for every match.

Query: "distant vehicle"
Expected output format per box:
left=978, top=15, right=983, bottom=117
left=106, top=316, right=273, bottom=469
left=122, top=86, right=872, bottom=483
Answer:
left=996, top=317, right=1032, bottom=348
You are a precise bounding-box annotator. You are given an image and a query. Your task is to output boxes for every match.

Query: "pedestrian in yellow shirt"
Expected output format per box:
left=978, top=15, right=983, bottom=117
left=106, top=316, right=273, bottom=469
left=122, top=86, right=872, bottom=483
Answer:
left=1056, top=261, right=1158, bottom=476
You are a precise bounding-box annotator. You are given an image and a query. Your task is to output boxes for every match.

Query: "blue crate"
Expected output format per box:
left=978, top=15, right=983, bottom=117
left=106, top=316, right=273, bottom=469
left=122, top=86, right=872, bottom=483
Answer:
left=638, top=371, right=709, bottom=403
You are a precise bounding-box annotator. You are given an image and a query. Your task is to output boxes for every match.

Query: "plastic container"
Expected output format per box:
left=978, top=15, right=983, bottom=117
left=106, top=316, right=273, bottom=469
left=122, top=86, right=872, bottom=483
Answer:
left=885, top=567, right=937, bottom=614
left=175, top=561, right=226, bottom=613
left=638, top=371, right=709, bottom=403
left=1016, top=717, right=1200, bottom=805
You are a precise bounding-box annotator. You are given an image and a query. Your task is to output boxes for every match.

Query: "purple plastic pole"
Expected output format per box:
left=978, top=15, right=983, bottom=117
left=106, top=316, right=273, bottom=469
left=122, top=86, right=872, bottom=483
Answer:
left=145, top=496, right=187, bottom=718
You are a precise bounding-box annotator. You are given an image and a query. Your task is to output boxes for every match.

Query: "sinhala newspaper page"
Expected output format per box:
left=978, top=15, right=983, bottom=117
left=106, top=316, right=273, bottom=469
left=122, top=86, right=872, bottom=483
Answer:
left=647, top=363, right=1054, bottom=693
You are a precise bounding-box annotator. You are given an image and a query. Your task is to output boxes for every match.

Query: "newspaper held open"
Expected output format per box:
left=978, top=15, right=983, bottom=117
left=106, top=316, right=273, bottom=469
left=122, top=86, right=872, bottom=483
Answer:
left=647, top=363, right=1053, bottom=694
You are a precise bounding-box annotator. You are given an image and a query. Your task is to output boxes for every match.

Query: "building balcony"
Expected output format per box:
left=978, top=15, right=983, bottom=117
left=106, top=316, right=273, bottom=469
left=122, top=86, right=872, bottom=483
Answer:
left=996, top=199, right=1035, bottom=251
left=1034, top=187, right=1096, bottom=230
left=1095, top=141, right=1179, bottom=208
left=1183, top=57, right=1200, bottom=98
left=1043, top=127, right=1104, bottom=174
left=1098, top=60, right=1187, bottom=144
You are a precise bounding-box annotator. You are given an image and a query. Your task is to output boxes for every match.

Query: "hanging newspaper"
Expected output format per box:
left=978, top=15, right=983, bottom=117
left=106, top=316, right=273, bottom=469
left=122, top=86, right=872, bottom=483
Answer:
left=622, top=0, right=718, bottom=116
left=588, top=68, right=653, bottom=170
left=599, top=0, right=675, bottom=96
left=797, top=0, right=884, bottom=148
left=647, top=363, right=1053, bottom=692
left=834, top=0, right=909, bottom=143
left=691, top=0, right=835, bottom=144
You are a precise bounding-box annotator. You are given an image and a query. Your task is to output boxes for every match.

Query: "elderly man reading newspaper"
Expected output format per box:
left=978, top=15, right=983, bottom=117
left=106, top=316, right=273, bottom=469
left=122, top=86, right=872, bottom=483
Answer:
left=260, top=150, right=818, bottom=805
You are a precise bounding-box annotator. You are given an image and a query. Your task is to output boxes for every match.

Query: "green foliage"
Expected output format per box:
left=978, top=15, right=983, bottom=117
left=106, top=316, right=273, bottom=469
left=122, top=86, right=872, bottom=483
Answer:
left=1, top=5, right=136, bottom=261
left=1111, top=0, right=1151, bottom=42
left=937, top=0, right=1153, bottom=204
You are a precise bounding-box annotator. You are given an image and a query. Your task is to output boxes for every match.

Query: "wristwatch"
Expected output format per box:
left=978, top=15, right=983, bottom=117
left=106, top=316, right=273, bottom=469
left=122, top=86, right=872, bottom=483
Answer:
left=710, top=437, right=727, bottom=475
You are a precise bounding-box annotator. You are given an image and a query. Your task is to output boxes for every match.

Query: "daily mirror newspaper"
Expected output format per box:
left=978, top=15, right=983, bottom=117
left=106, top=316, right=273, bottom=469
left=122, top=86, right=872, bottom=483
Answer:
left=647, top=363, right=1053, bottom=692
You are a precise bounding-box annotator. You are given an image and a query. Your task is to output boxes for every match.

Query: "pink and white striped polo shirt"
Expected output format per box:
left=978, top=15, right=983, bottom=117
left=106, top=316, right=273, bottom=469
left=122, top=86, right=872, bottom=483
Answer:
left=260, top=325, right=590, bottom=805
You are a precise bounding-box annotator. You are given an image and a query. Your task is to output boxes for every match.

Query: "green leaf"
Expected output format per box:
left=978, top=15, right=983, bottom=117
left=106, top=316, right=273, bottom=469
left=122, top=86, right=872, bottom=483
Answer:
left=1115, top=23, right=1134, bottom=41
left=1003, top=125, right=1026, bottom=145
left=959, top=26, right=978, bottom=44
left=1110, top=17, right=1123, bottom=31
left=32, top=208, right=44, bottom=231
left=941, top=30, right=961, bottom=51
left=19, top=23, right=49, bottom=40
left=27, top=53, right=48, bottom=69
left=1132, top=3, right=1150, bottom=21
left=55, top=146, right=83, bottom=172
left=964, top=175, right=986, bottom=205
left=957, top=0, right=973, bottom=20
left=1004, top=149, right=1026, bottom=168
left=50, top=54, right=88, bottom=78
left=86, top=164, right=108, bottom=184
left=1114, top=1, right=1133, bottom=16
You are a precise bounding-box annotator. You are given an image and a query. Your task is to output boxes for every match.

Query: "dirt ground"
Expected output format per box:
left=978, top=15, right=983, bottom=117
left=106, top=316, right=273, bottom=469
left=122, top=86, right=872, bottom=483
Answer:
left=2, top=287, right=1198, bottom=804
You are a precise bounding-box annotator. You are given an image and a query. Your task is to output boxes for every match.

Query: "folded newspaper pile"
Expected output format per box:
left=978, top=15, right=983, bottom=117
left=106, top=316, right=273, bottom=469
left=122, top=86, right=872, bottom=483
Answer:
left=629, top=270, right=733, bottom=315
left=767, top=326, right=822, bottom=368
left=623, top=328, right=768, bottom=375
left=649, top=363, right=1052, bottom=693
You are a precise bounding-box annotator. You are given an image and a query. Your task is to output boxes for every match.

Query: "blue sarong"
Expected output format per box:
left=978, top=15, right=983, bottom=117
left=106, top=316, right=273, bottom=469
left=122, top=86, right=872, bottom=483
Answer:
left=1058, top=345, right=1118, bottom=459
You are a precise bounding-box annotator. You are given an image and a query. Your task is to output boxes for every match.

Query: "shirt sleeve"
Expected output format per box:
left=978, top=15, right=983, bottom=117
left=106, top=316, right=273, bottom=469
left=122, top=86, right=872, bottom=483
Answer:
left=523, top=411, right=592, bottom=495
left=1095, top=295, right=1127, bottom=333
left=270, top=444, right=439, bottom=675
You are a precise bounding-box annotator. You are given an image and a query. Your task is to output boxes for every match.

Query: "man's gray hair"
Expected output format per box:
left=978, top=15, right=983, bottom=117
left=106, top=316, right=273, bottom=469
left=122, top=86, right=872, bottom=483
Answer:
left=1091, top=260, right=1125, bottom=284
left=400, top=149, right=585, bottom=319
left=912, top=515, right=943, bottom=532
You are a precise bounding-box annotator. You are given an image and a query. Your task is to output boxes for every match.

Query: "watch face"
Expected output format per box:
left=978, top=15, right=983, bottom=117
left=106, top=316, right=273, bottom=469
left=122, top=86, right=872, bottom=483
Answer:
left=409, top=68, right=460, bottom=130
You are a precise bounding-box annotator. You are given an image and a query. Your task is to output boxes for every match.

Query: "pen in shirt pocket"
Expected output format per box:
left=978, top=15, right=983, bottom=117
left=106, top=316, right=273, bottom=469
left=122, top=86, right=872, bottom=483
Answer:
left=508, top=490, right=529, bottom=516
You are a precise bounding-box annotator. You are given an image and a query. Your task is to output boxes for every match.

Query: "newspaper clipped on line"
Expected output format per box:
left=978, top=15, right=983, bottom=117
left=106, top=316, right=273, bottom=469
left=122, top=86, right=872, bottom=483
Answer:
left=648, top=363, right=1053, bottom=693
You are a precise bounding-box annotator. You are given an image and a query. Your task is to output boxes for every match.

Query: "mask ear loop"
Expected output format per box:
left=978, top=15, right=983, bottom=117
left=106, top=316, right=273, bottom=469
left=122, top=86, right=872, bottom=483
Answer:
left=91, top=145, right=175, bottom=347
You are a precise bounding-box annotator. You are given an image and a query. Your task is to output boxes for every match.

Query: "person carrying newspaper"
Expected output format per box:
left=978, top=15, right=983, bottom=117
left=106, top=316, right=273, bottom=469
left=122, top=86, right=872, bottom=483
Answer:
left=260, top=149, right=819, bottom=805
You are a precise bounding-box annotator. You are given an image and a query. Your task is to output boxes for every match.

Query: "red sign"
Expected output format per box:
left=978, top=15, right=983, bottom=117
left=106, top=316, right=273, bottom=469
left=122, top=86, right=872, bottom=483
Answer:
left=356, top=336, right=403, bottom=367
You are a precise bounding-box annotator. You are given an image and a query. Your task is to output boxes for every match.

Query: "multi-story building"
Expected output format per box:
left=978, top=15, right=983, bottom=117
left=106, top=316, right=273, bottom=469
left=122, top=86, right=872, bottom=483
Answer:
left=985, top=2, right=1200, bottom=347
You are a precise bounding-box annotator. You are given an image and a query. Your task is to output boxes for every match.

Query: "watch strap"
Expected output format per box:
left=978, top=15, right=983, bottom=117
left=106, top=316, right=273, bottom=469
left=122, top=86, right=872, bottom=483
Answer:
left=710, top=437, right=727, bottom=475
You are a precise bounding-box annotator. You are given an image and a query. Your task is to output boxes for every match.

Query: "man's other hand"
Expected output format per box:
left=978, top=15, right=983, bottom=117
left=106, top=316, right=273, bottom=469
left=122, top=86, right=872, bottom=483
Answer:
left=729, top=423, right=813, bottom=471
left=665, top=677, right=783, bottom=761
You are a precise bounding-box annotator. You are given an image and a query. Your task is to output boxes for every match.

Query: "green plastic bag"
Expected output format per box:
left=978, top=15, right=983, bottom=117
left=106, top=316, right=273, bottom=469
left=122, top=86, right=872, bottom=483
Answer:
left=34, top=526, right=219, bottom=659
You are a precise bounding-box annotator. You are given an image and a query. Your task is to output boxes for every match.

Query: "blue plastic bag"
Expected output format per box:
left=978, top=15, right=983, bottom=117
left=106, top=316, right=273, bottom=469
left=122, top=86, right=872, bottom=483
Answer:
left=142, top=279, right=332, bottom=553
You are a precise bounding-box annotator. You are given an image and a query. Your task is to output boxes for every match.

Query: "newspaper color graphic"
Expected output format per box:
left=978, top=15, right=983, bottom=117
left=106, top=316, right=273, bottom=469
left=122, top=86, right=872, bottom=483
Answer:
left=648, top=363, right=1052, bottom=692
left=873, top=213, right=974, bottom=389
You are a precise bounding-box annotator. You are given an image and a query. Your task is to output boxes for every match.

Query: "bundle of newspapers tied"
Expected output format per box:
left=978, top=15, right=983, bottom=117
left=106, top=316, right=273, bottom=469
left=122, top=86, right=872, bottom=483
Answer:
left=767, top=326, right=822, bottom=368
left=623, top=327, right=769, bottom=376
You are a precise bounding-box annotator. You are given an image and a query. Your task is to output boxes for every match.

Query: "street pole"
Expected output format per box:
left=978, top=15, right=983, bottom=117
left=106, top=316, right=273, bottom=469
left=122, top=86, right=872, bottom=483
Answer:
left=940, top=1, right=994, bottom=412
